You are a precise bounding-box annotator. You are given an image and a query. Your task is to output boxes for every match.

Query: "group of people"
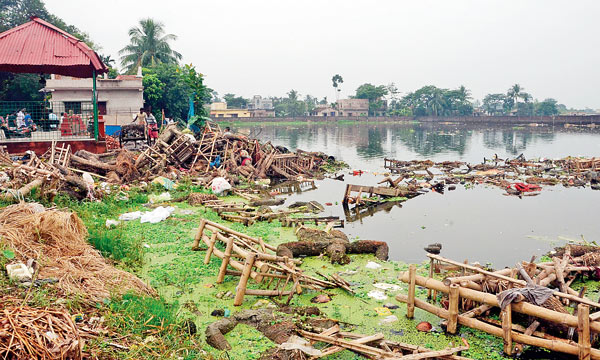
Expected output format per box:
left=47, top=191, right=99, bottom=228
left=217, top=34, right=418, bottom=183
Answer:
left=0, top=109, right=37, bottom=131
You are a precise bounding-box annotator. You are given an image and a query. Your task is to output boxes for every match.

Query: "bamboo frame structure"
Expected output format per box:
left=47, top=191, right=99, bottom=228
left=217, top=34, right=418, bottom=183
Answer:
left=396, top=252, right=600, bottom=359
left=191, top=219, right=337, bottom=305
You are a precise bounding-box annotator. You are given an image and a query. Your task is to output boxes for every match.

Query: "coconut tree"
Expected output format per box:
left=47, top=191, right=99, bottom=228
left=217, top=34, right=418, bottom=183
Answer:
left=119, top=18, right=182, bottom=73
left=507, top=84, right=522, bottom=113
left=332, top=74, right=343, bottom=103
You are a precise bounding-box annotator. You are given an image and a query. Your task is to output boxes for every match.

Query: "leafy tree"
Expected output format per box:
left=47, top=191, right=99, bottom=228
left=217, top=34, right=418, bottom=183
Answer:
left=400, top=85, right=473, bottom=116
left=273, top=90, right=306, bottom=117
left=535, top=98, right=558, bottom=116
left=142, top=63, right=211, bottom=122
left=304, top=94, right=317, bottom=113
left=354, top=83, right=388, bottom=115
left=0, top=72, right=45, bottom=101
left=119, top=18, right=182, bottom=74
left=482, top=93, right=506, bottom=115
left=223, top=93, right=248, bottom=109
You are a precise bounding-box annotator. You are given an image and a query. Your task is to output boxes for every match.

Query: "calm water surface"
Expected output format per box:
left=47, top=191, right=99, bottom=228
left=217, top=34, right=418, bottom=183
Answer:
left=238, top=122, right=600, bottom=267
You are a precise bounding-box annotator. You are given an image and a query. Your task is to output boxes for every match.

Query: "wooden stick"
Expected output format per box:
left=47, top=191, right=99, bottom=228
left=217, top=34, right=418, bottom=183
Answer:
left=217, top=237, right=234, bottom=283
left=407, top=264, right=416, bottom=319
left=579, top=304, right=591, bottom=360
left=501, top=304, right=513, bottom=355
left=428, top=258, right=434, bottom=299
left=462, top=304, right=492, bottom=318
left=234, top=253, right=256, bottom=306
left=191, top=219, right=207, bottom=250
left=204, top=231, right=218, bottom=264
left=448, top=284, right=459, bottom=334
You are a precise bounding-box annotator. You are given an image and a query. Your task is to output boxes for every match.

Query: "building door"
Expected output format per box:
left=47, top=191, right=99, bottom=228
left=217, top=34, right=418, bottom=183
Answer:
left=98, top=102, right=107, bottom=115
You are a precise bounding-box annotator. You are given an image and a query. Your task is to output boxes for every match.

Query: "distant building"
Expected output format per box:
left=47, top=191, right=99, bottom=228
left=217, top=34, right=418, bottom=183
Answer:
left=44, top=70, right=144, bottom=126
left=249, top=109, right=275, bottom=117
left=248, top=95, right=273, bottom=110
left=311, top=105, right=338, bottom=117
left=210, top=102, right=251, bottom=118
left=337, top=99, right=369, bottom=116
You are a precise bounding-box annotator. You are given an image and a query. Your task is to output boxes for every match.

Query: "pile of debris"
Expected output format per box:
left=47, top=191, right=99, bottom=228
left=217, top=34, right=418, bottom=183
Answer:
left=0, top=202, right=156, bottom=303
left=395, top=245, right=600, bottom=358
left=0, top=304, right=83, bottom=359
left=383, top=154, right=600, bottom=196
left=191, top=220, right=338, bottom=306
left=0, top=123, right=340, bottom=201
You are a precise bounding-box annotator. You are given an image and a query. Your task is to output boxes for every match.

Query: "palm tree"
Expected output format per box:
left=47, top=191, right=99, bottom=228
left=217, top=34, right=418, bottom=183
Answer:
left=100, top=54, right=115, bottom=68
left=507, top=84, right=522, bottom=113
left=119, top=18, right=182, bottom=73
left=332, top=74, right=343, bottom=102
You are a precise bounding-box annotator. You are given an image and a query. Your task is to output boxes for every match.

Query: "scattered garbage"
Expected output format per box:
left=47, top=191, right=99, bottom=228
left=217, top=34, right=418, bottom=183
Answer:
left=105, top=219, right=121, bottom=228
left=379, top=315, right=399, bottom=324
left=6, top=263, right=33, bottom=282
left=374, top=306, right=393, bottom=316
left=148, top=192, right=172, bottom=203
left=365, top=261, right=382, bottom=269
left=119, top=211, right=142, bottom=221
left=140, top=206, right=175, bottom=224
left=210, top=177, right=231, bottom=196
left=373, top=283, right=401, bottom=292
left=367, top=290, right=387, bottom=301
left=310, top=294, right=331, bottom=303
left=278, top=335, right=323, bottom=356
left=416, top=321, right=433, bottom=332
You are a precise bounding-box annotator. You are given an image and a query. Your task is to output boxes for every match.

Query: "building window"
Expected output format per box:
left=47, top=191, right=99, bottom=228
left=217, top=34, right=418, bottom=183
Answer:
left=231, top=113, right=238, bottom=118
left=64, top=101, right=82, bottom=114
left=348, top=112, right=352, bottom=116
left=218, top=114, right=224, bottom=117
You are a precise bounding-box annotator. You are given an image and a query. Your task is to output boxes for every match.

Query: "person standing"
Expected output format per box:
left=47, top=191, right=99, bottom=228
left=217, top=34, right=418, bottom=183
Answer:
left=145, top=110, right=158, bottom=144
left=133, top=108, right=147, bottom=125
left=16, top=109, right=25, bottom=128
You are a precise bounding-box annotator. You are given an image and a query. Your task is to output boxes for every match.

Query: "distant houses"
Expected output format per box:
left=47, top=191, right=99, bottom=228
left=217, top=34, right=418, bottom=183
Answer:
left=310, top=98, right=370, bottom=117
left=210, top=95, right=275, bottom=118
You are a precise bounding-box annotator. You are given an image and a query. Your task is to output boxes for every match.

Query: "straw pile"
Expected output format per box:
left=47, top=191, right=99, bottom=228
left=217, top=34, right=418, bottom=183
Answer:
left=0, top=305, right=83, bottom=359
left=0, top=202, right=156, bottom=302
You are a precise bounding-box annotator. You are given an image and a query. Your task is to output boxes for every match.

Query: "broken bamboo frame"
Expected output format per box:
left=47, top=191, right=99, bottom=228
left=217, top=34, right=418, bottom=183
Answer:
left=429, top=254, right=600, bottom=309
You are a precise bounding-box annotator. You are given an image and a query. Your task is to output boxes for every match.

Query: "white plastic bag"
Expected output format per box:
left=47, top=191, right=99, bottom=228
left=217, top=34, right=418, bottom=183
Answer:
left=119, top=211, right=142, bottom=221
left=140, top=206, right=175, bottom=224
left=211, top=177, right=231, bottom=196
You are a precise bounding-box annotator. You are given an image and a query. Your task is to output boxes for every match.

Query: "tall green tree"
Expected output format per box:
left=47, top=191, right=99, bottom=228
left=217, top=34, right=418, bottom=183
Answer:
left=142, top=63, right=211, bottom=121
left=507, top=84, right=523, bottom=113
left=354, top=83, right=388, bottom=115
left=222, top=93, right=248, bottom=109
left=535, top=98, right=558, bottom=116
left=119, top=18, right=182, bottom=74
left=273, top=90, right=306, bottom=117
left=332, top=74, right=343, bottom=102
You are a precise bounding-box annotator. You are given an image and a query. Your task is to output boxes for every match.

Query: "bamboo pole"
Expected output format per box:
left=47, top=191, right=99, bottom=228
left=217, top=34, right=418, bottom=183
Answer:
left=217, top=237, right=234, bottom=283
left=191, top=219, right=207, bottom=250
left=448, top=284, right=459, bottom=334
left=396, top=294, right=600, bottom=359
left=407, top=264, right=416, bottom=319
left=501, top=304, right=513, bottom=355
left=398, top=272, right=600, bottom=333
left=204, top=231, right=218, bottom=264
left=204, top=221, right=276, bottom=251
left=462, top=304, right=492, bottom=318
left=579, top=304, right=591, bottom=360
left=244, top=289, right=294, bottom=296
left=428, top=258, right=434, bottom=299
left=234, top=253, right=256, bottom=306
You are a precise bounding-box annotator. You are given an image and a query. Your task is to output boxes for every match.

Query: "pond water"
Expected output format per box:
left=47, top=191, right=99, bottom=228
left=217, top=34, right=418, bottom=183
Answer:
left=237, top=121, right=600, bottom=267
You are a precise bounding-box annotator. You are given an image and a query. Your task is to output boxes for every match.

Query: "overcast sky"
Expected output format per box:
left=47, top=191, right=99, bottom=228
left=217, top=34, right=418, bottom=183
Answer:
left=46, top=0, right=600, bottom=108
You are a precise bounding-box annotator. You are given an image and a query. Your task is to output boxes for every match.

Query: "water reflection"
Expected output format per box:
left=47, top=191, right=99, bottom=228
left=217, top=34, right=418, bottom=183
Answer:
left=236, top=121, right=600, bottom=267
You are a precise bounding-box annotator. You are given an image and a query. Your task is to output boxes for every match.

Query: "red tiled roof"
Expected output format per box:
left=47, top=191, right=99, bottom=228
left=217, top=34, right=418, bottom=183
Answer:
left=115, top=75, right=139, bottom=80
left=0, top=17, right=107, bottom=78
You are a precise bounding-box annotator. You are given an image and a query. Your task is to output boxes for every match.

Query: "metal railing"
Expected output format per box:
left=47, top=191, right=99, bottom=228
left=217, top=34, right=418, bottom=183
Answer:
left=0, top=101, right=94, bottom=142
